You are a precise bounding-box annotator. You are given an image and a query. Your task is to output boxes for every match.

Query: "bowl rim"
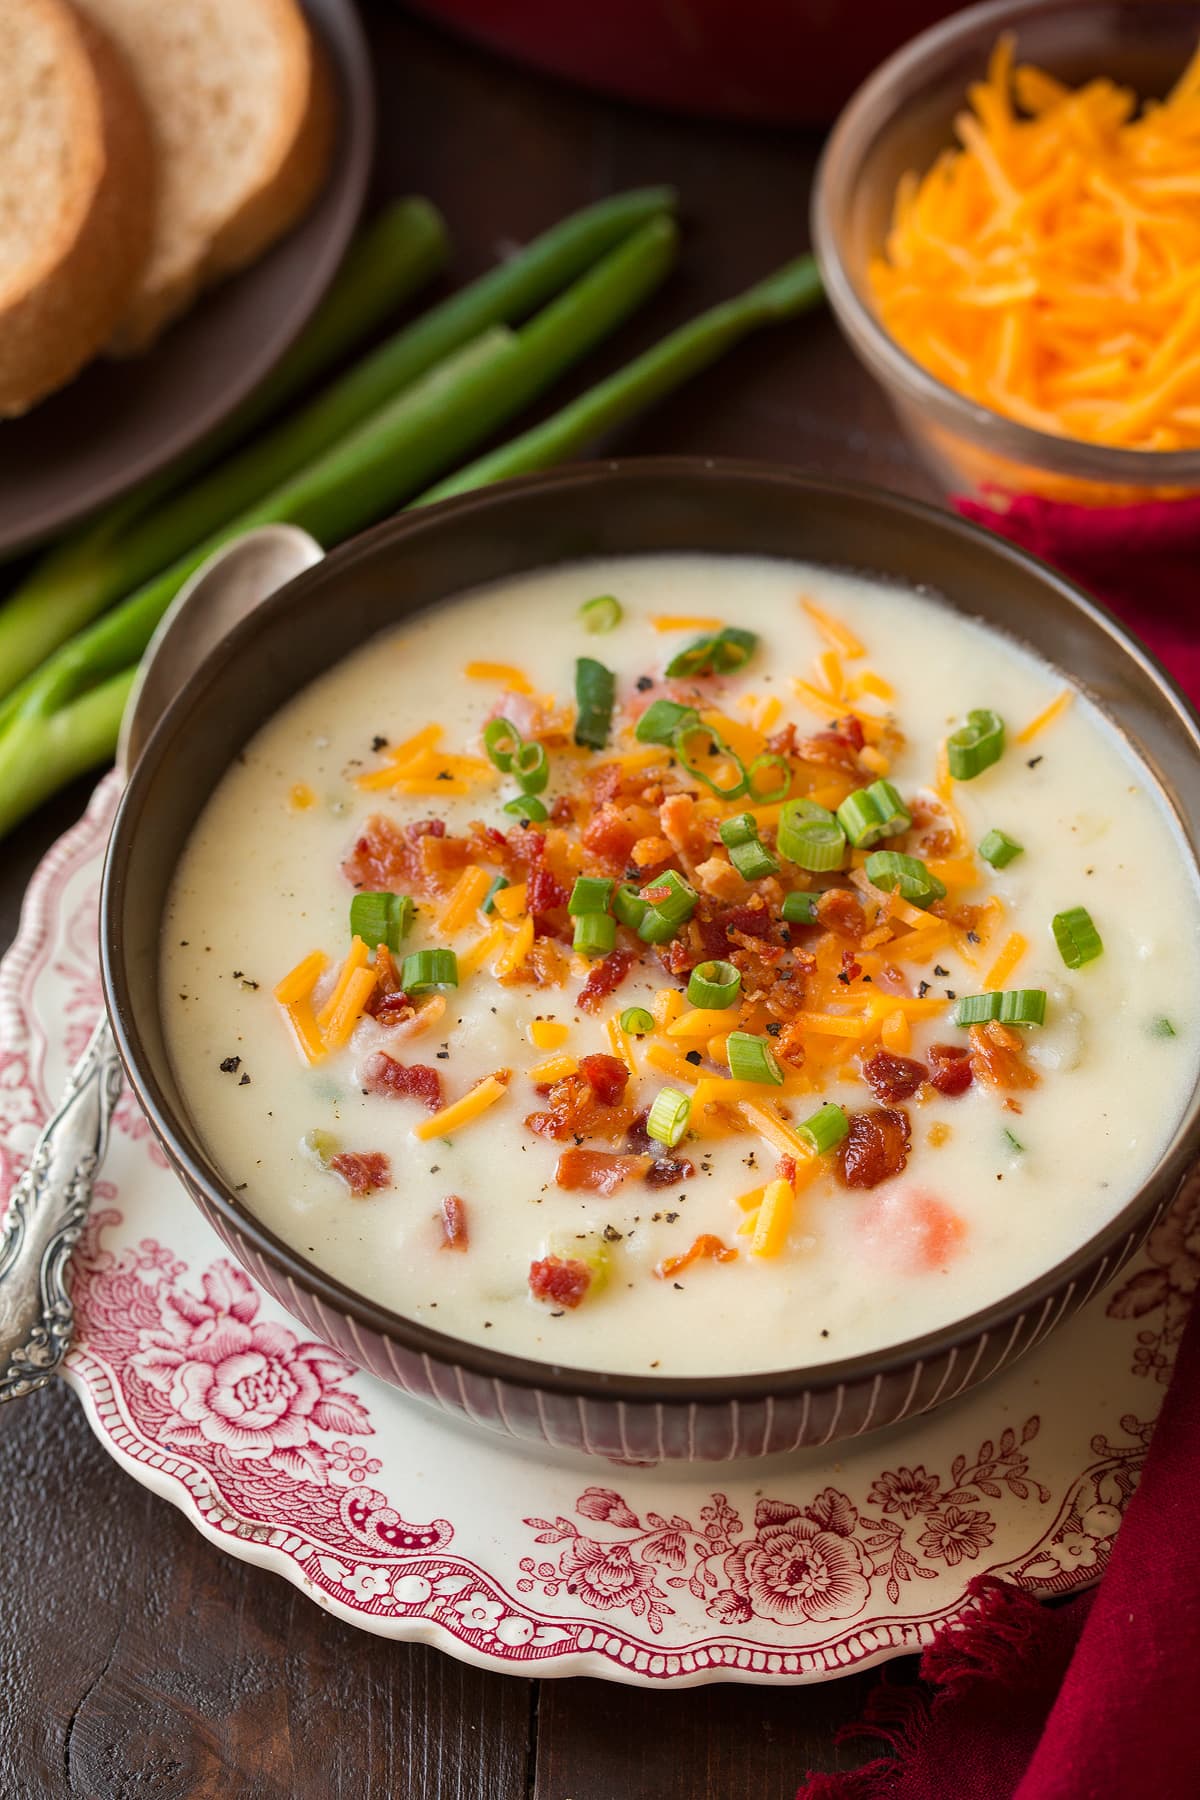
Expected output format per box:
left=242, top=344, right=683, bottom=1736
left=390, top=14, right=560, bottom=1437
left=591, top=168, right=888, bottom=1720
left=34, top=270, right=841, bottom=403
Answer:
left=811, top=0, right=1200, bottom=482
left=101, top=455, right=1200, bottom=1405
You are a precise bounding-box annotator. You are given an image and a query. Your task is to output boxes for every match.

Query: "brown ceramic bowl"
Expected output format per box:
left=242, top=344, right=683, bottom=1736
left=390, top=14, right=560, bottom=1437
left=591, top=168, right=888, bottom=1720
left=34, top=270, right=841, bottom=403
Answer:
left=100, top=459, right=1200, bottom=1462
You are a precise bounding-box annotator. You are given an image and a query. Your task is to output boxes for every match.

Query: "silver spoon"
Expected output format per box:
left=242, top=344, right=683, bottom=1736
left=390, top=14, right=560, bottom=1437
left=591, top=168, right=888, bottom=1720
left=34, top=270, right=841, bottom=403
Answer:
left=0, top=525, right=324, bottom=1401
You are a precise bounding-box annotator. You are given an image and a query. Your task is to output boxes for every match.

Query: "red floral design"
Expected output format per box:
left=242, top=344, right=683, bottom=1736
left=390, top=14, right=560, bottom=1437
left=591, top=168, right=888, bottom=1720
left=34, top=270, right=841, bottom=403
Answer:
left=1109, top=1169, right=1200, bottom=1383
left=725, top=1508, right=871, bottom=1626
left=867, top=1466, right=942, bottom=1519
left=917, top=1505, right=995, bottom=1566
left=560, top=1538, right=660, bottom=1610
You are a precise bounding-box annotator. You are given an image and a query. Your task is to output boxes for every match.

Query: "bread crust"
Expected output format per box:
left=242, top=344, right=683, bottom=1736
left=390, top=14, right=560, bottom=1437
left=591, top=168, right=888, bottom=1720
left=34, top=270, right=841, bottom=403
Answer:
left=0, top=0, right=155, bottom=416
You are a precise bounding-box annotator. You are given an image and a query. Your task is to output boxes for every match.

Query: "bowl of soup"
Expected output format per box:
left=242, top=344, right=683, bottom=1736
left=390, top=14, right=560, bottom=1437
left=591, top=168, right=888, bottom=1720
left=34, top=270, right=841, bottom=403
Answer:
left=101, top=459, right=1200, bottom=1461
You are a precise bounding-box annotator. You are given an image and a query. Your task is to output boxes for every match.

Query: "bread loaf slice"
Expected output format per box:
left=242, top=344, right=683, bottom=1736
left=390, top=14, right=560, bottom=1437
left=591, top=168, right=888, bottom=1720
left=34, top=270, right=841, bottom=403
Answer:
left=77, top=0, right=335, bottom=353
left=0, top=0, right=155, bottom=417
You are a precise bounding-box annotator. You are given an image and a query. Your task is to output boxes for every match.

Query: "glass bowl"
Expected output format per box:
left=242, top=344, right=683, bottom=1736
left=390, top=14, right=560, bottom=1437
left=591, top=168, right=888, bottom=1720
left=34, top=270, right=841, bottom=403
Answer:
left=812, top=0, right=1200, bottom=510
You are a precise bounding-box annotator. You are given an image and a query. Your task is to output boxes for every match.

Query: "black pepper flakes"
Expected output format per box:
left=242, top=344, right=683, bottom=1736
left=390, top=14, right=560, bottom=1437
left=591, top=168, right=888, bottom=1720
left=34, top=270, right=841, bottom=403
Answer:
left=371, top=735, right=388, bottom=753
left=636, top=675, right=654, bottom=692
left=1027, top=755, right=1043, bottom=768
left=684, top=1050, right=703, bottom=1066
left=238, top=1073, right=250, bottom=1086
left=219, top=1056, right=241, bottom=1074
left=918, top=980, right=931, bottom=999
left=765, top=1020, right=782, bottom=1035
left=933, top=964, right=950, bottom=978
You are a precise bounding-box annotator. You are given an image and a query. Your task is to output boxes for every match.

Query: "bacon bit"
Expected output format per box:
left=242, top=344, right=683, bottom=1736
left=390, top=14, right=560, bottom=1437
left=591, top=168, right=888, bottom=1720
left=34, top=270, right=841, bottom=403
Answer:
left=797, top=730, right=861, bottom=773
left=969, top=1023, right=1039, bottom=1090
left=361, top=1053, right=443, bottom=1111
left=578, top=1053, right=630, bottom=1107
left=554, top=1148, right=651, bottom=1194
left=646, top=1155, right=696, bottom=1187
left=655, top=1234, right=737, bottom=1280
left=775, top=1153, right=798, bottom=1187
left=527, top=865, right=569, bottom=920
left=719, top=899, right=775, bottom=940
left=526, top=1068, right=634, bottom=1143
left=908, top=795, right=957, bottom=858
left=766, top=722, right=798, bottom=756
left=928, top=1042, right=974, bottom=1097
left=578, top=947, right=635, bottom=1013
left=841, top=949, right=863, bottom=982
left=328, top=1150, right=391, bottom=1195
left=372, top=993, right=417, bottom=1026
left=580, top=804, right=640, bottom=873
left=836, top=1106, right=912, bottom=1189
left=863, top=1051, right=928, bottom=1103
left=529, top=1255, right=591, bottom=1309
left=772, top=1021, right=808, bottom=1070
left=836, top=714, right=866, bottom=750
left=695, top=856, right=747, bottom=902
left=633, top=837, right=674, bottom=871
left=439, top=1194, right=469, bottom=1250
left=860, top=1186, right=967, bottom=1272
left=816, top=888, right=866, bottom=940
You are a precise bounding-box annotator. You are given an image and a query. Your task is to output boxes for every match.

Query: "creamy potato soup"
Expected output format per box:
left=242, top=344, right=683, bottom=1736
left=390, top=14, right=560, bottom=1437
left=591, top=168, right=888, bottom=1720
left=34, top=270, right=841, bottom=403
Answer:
left=162, top=555, right=1200, bottom=1376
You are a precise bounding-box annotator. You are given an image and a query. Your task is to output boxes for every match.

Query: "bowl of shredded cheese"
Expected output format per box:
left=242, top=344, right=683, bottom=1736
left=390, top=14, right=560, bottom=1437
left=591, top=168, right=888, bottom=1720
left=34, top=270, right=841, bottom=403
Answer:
left=813, top=0, right=1200, bottom=509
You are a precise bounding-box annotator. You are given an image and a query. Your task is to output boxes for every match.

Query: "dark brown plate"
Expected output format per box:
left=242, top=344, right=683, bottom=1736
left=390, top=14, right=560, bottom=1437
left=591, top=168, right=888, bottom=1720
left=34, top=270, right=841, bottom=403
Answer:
left=0, top=0, right=373, bottom=560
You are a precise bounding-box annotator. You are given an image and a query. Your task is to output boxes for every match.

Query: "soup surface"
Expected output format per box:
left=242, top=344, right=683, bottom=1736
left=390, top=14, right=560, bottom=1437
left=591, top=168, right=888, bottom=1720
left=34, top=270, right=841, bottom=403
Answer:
left=162, top=554, right=1200, bottom=1376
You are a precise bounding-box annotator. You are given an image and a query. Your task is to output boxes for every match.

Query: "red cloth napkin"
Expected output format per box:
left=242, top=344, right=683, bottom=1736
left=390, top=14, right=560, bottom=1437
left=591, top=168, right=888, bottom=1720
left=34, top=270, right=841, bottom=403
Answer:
left=797, top=498, right=1200, bottom=1800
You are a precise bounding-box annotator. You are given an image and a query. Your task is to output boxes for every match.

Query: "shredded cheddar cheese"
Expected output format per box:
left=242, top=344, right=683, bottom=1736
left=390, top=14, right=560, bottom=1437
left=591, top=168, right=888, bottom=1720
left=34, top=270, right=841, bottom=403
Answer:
left=273, top=949, right=328, bottom=1007
left=649, top=614, right=723, bottom=630
left=528, top=1053, right=577, bottom=1084
left=316, top=936, right=370, bottom=1031
left=984, top=931, right=1029, bottom=990
left=528, top=1019, right=569, bottom=1050
left=494, top=883, right=528, bottom=920
left=802, top=597, right=865, bottom=658
left=1016, top=688, right=1073, bottom=744
left=321, top=966, right=377, bottom=1050
left=494, top=915, right=535, bottom=978
left=464, top=661, right=534, bottom=694
left=413, top=1071, right=511, bottom=1141
left=751, top=1176, right=796, bottom=1258
left=439, top=865, right=493, bottom=934
left=870, top=35, right=1200, bottom=451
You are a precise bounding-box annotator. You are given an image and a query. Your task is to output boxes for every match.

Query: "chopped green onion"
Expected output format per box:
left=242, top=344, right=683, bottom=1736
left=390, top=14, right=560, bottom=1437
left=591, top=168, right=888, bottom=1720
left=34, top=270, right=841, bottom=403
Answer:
left=349, top=891, right=414, bottom=953
left=728, top=837, right=779, bottom=881
left=574, top=656, right=616, bottom=750
left=545, top=1231, right=612, bottom=1292
left=574, top=912, right=617, bottom=957
left=401, top=948, right=459, bottom=992
left=664, top=625, right=758, bottom=679
left=1151, top=1016, right=1177, bottom=1038
left=797, top=1101, right=849, bottom=1155
left=719, top=812, right=759, bottom=849
left=620, top=1006, right=655, bottom=1036
left=781, top=890, right=820, bottom=924
left=513, top=739, right=549, bottom=794
left=686, top=959, right=741, bottom=1009
left=613, top=882, right=649, bottom=931
left=1052, top=905, right=1103, bottom=969
left=568, top=875, right=614, bottom=915
left=674, top=718, right=748, bottom=798
left=865, top=779, right=912, bottom=837
left=638, top=869, right=698, bottom=942
left=503, top=794, right=548, bottom=821
left=647, top=1085, right=692, bottom=1147
left=836, top=782, right=908, bottom=850
left=778, top=799, right=846, bottom=871
left=482, top=717, right=523, bottom=772
left=979, top=828, right=1023, bottom=869
left=634, top=698, right=698, bottom=745
left=864, top=850, right=946, bottom=909
left=947, top=709, right=1005, bottom=781
left=305, top=1127, right=339, bottom=1163
left=1003, top=1128, right=1025, bottom=1154
left=726, top=1030, right=784, bottom=1085
left=954, top=989, right=1046, bottom=1027
left=481, top=874, right=509, bottom=914
left=580, top=593, right=622, bottom=634
left=744, top=752, right=792, bottom=804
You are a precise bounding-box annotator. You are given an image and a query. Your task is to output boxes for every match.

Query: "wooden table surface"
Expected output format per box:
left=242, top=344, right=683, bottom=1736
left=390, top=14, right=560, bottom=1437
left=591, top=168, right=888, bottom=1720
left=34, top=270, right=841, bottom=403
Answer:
left=0, top=7, right=940, bottom=1794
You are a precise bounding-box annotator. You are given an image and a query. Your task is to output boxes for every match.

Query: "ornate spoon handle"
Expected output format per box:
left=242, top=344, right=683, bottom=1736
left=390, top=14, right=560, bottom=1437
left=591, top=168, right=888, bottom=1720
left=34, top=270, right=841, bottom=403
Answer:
left=0, top=1017, right=123, bottom=1401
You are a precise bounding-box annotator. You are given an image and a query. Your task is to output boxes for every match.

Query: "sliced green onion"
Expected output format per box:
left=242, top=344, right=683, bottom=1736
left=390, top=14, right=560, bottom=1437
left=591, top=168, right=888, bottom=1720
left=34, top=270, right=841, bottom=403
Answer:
left=728, top=837, right=778, bottom=881
left=797, top=1101, right=849, bottom=1155
left=503, top=794, right=549, bottom=821
left=1003, top=1128, right=1024, bottom=1154
left=613, top=882, right=649, bottom=931
left=580, top=593, right=622, bottom=634
left=864, top=850, right=946, bottom=909
left=634, top=698, right=698, bottom=745
left=305, top=1127, right=339, bottom=1163
left=568, top=875, right=614, bottom=915
left=1052, top=905, right=1103, bottom=969
left=483, top=717, right=523, bottom=772
left=686, top=959, right=741, bottom=1009
left=574, top=912, right=617, bottom=957
left=726, top=1030, right=784, bottom=1085
left=719, top=812, right=759, bottom=849
left=481, top=874, right=509, bottom=914
left=513, top=739, right=549, bottom=794
left=674, top=718, right=748, bottom=798
left=664, top=625, right=757, bottom=679
left=947, top=709, right=1005, bottom=781
left=979, top=828, right=1023, bottom=869
left=638, top=869, right=698, bottom=942
left=647, top=1085, right=692, bottom=1147
left=954, top=988, right=1046, bottom=1027
left=574, top=656, right=616, bottom=750
left=349, top=891, right=414, bottom=953
left=864, top=779, right=911, bottom=837
left=778, top=799, right=846, bottom=871
left=401, top=948, right=459, bottom=992
left=744, top=751, right=792, bottom=804
left=620, top=1005, right=656, bottom=1036
left=1151, top=1016, right=1177, bottom=1038
left=781, top=890, right=820, bottom=924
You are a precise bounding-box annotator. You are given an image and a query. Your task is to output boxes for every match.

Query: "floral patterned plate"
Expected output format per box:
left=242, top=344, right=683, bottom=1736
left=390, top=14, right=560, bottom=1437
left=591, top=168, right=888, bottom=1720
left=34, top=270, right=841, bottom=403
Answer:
left=1, top=777, right=1191, bottom=1686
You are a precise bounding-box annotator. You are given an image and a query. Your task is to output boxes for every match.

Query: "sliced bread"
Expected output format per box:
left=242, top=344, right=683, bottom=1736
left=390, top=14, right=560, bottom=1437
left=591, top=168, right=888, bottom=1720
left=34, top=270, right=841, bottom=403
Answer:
left=0, top=0, right=155, bottom=417
left=76, top=0, right=336, bottom=354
